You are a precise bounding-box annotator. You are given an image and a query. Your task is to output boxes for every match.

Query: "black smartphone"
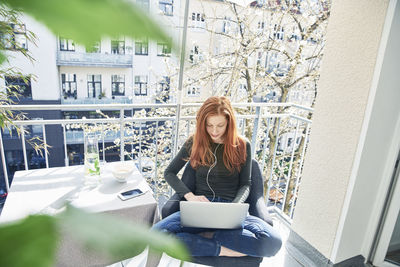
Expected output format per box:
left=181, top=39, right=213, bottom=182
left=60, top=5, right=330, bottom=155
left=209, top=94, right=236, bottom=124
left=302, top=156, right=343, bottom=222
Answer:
left=118, top=188, right=145, bottom=201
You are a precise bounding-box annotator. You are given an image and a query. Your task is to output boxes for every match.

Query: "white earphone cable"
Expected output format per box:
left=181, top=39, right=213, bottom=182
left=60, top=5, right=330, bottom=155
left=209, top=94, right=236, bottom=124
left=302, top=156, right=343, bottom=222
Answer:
left=206, top=143, right=220, bottom=202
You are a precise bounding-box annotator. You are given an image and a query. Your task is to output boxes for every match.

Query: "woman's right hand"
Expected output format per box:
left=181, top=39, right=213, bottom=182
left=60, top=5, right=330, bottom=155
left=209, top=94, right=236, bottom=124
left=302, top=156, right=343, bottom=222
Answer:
left=184, top=192, right=210, bottom=202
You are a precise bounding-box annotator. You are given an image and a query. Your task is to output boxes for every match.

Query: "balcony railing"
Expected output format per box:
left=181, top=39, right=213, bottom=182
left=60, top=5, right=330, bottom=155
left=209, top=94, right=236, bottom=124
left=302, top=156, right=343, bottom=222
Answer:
left=61, top=97, right=133, bottom=105
left=56, top=51, right=133, bottom=68
left=0, top=102, right=312, bottom=222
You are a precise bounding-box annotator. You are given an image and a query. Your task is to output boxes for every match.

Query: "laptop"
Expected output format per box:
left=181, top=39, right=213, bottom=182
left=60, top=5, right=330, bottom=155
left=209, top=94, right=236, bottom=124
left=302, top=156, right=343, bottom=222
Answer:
left=180, top=201, right=249, bottom=229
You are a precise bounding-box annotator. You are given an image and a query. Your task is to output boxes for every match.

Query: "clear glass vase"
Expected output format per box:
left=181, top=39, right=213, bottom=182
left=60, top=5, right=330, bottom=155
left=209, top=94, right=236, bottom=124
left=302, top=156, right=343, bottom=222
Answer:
left=84, top=133, right=101, bottom=186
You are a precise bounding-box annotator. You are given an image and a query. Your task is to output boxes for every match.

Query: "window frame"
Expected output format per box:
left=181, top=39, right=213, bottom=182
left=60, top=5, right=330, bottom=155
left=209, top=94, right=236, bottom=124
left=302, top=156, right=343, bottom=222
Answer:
left=59, top=37, right=75, bottom=51
left=87, top=75, right=102, bottom=98
left=135, top=39, right=149, bottom=55
left=111, top=40, right=126, bottom=55
left=157, top=42, right=171, bottom=57
left=2, top=23, right=28, bottom=51
left=134, top=75, right=148, bottom=96
left=187, top=85, right=200, bottom=97
left=111, top=74, right=125, bottom=96
left=159, top=0, right=173, bottom=16
left=86, top=41, right=101, bottom=53
left=5, top=75, right=32, bottom=99
left=61, top=73, right=77, bottom=98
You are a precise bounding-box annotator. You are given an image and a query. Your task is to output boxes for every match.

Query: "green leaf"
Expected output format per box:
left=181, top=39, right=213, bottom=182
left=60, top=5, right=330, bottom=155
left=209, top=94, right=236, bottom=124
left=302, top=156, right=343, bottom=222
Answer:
left=57, top=206, right=190, bottom=262
left=0, top=51, right=7, bottom=65
left=0, top=215, right=58, bottom=267
left=2, top=0, right=171, bottom=47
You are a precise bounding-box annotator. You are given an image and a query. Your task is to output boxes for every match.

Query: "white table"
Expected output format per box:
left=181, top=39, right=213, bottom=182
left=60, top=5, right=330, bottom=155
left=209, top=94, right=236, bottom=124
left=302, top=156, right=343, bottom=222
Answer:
left=0, top=161, right=159, bottom=267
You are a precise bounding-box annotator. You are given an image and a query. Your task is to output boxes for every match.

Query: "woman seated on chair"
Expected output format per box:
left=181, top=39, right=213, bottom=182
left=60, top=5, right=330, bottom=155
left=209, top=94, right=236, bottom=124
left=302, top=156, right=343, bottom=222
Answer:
left=153, top=96, right=282, bottom=258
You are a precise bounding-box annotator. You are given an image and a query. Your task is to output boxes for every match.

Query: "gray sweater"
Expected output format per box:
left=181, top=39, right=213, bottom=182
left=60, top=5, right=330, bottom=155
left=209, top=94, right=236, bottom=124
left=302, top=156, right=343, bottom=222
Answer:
left=164, top=138, right=252, bottom=203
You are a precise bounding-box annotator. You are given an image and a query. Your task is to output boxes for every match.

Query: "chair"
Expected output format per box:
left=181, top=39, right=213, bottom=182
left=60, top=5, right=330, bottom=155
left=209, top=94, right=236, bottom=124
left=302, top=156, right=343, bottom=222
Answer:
left=161, top=159, right=273, bottom=267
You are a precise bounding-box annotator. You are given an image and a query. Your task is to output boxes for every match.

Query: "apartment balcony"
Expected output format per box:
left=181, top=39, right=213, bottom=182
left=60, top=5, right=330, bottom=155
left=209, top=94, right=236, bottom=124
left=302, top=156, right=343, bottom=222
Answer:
left=56, top=51, right=133, bottom=68
left=61, top=97, right=133, bottom=105
left=0, top=102, right=311, bottom=216
left=0, top=102, right=313, bottom=266
left=0, top=1, right=398, bottom=266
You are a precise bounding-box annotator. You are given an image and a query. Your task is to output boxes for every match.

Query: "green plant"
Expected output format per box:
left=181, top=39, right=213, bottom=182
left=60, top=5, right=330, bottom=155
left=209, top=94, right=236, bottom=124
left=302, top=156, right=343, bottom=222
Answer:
left=0, top=206, right=189, bottom=267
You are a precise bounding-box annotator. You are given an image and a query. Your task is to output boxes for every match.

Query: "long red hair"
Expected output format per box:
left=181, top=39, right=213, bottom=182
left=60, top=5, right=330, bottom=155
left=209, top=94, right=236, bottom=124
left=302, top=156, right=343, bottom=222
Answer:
left=190, top=96, right=247, bottom=173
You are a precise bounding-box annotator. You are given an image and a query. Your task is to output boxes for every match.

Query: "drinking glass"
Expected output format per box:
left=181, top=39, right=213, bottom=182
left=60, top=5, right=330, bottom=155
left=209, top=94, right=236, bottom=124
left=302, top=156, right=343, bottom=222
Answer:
left=84, top=133, right=100, bottom=186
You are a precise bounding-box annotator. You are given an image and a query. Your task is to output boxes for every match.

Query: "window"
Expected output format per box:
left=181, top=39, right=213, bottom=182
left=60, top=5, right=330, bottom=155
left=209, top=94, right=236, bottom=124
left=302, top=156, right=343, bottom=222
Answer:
left=1, top=24, right=28, bottom=50
left=111, top=40, right=125, bottom=55
left=31, top=118, right=44, bottom=135
left=273, top=24, right=284, bottom=40
left=191, top=12, right=205, bottom=28
left=257, top=21, right=265, bottom=34
left=61, top=74, right=77, bottom=98
left=86, top=41, right=101, bottom=53
left=187, top=80, right=200, bottom=96
left=222, top=17, right=231, bottom=33
left=189, top=45, right=203, bottom=63
left=256, top=51, right=263, bottom=67
left=87, top=75, right=102, bottom=98
left=159, top=0, right=173, bottom=16
left=5, top=76, right=32, bottom=98
left=135, top=39, right=148, bottom=55
left=157, top=42, right=171, bottom=57
left=157, top=76, right=170, bottom=93
left=112, top=75, right=125, bottom=96
left=134, top=76, right=148, bottom=96
left=156, top=76, right=170, bottom=102
left=59, top=37, right=75, bottom=51
left=137, top=0, right=149, bottom=11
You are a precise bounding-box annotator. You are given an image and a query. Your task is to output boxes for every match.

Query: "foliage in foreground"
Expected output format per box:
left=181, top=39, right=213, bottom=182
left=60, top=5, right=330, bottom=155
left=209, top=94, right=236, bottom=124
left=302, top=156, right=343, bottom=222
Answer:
left=0, top=206, right=189, bottom=267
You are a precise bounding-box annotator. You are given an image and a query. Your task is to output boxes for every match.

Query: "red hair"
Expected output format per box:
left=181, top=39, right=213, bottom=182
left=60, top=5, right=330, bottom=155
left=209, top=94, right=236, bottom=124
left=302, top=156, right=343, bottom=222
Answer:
left=190, top=96, right=247, bottom=173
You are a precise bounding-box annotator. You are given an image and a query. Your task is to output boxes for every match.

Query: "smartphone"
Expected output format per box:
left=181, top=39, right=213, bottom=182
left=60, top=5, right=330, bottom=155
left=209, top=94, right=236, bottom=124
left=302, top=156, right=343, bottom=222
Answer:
left=118, top=188, right=146, bottom=201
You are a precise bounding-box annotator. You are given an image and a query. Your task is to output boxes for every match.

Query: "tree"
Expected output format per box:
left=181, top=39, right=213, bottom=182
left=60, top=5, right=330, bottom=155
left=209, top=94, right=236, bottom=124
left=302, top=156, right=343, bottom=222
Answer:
left=181, top=0, right=331, bottom=216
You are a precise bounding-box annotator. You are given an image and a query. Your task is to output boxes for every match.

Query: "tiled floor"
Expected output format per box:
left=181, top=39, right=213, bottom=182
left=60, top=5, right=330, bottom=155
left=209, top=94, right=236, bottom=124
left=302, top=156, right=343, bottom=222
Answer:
left=108, top=217, right=304, bottom=267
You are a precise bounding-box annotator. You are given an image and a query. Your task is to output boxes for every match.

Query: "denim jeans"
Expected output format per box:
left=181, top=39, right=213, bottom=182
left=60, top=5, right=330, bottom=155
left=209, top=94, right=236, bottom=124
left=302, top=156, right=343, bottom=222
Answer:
left=153, top=197, right=282, bottom=257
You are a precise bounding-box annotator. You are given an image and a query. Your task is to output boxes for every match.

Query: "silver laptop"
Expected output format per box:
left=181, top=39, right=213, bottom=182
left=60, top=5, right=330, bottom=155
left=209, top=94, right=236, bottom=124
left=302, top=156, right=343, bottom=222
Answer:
left=180, top=201, right=249, bottom=229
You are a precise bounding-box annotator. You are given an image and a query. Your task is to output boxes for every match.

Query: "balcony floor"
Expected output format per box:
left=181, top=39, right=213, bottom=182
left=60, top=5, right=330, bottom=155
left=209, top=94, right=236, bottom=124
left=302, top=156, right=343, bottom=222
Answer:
left=109, top=216, right=304, bottom=267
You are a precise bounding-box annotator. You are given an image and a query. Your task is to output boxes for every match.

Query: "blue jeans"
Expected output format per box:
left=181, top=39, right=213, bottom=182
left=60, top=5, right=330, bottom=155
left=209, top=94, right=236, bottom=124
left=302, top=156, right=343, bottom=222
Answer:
left=153, top=198, right=282, bottom=257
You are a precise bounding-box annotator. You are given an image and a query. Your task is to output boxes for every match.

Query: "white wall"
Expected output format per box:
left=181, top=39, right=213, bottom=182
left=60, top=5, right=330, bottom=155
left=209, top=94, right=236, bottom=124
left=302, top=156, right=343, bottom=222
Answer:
left=1, top=15, right=59, bottom=100
left=291, top=0, right=391, bottom=262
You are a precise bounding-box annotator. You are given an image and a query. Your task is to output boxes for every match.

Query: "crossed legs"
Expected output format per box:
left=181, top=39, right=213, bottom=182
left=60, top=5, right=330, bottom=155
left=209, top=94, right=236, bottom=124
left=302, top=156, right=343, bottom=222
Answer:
left=152, top=211, right=282, bottom=258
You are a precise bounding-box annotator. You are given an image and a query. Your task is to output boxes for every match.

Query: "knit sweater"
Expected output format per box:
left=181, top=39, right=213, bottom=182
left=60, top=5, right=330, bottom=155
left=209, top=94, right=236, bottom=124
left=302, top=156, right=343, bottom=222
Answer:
left=164, top=137, right=252, bottom=203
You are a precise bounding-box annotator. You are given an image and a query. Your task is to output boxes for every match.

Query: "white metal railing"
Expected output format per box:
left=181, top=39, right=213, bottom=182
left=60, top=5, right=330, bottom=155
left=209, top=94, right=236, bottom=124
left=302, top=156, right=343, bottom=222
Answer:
left=0, top=102, right=312, bottom=221
left=57, top=51, right=133, bottom=68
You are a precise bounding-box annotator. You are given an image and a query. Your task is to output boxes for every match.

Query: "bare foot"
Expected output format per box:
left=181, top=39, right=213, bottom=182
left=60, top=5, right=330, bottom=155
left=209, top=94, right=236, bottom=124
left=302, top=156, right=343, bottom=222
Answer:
left=219, top=246, right=247, bottom=257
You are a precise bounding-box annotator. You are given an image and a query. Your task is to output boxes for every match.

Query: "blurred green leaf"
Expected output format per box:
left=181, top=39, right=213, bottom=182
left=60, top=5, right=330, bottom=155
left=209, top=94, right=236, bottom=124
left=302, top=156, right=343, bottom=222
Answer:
left=0, top=206, right=189, bottom=267
left=1, top=0, right=171, bottom=47
left=0, top=51, right=6, bottom=65
left=58, top=206, right=190, bottom=262
left=0, top=215, right=58, bottom=267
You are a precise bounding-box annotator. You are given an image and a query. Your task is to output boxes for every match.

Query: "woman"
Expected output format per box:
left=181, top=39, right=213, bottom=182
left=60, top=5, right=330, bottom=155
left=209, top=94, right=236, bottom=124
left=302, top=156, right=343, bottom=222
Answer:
left=153, top=96, right=282, bottom=258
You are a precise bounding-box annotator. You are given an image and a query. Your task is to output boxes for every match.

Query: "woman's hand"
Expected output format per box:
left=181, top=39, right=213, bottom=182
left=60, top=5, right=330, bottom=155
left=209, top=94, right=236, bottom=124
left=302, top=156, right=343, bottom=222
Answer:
left=184, top=192, right=210, bottom=202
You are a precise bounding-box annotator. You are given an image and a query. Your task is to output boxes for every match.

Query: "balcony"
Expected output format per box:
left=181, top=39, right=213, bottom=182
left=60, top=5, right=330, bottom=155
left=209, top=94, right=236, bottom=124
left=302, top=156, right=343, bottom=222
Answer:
left=0, top=102, right=312, bottom=223
left=56, top=51, right=133, bottom=68
left=61, top=97, right=133, bottom=105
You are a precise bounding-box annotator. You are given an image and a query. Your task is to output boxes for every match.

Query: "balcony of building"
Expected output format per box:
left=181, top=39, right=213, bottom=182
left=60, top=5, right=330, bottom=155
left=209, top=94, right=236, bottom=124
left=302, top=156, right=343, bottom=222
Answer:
left=61, top=97, right=133, bottom=105
left=0, top=102, right=312, bottom=266
left=56, top=51, right=133, bottom=68
left=0, top=1, right=399, bottom=267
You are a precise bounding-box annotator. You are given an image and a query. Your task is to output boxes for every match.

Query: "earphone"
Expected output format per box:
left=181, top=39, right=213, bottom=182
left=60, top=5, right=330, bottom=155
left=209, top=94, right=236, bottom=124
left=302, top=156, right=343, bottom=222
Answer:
left=206, top=143, right=220, bottom=202
left=167, top=143, right=220, bottom=203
